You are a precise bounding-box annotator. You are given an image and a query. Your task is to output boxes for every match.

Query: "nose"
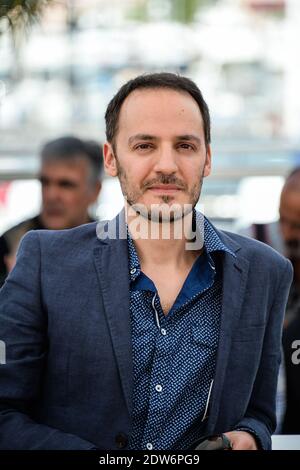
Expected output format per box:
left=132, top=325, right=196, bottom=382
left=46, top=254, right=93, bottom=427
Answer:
left=153, top=144, right=178, bottom=175
left=280, top=220, right=300, bottom=243
left=42, top=183, right=61, bottom=203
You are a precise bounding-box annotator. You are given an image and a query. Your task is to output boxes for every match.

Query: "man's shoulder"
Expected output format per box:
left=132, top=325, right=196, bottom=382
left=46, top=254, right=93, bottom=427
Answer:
left=18, top=221, right=100, bottom=261
left=219, top=228, right=289, bottom=267
left=11, top=221, right=100, bottom=275
left=32, top=220, right=99, bottom=246
left=19, top=214, right=125, bottom=260
left=218, top=229, right=293, bottom=289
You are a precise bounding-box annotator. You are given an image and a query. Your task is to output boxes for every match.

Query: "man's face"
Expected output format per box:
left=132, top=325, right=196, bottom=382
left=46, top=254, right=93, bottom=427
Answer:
left=39, top=157, right=100, bottom=230
left=104, top=88, right=211, bottom=221
left=279, top=189, right=300, bottom=259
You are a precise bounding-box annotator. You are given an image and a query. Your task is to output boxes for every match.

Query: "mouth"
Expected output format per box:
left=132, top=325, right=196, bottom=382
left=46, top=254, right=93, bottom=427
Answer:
left=285, top=242, right=300, bottom=258
left=146, top=185, right=183, bottom=194
left=44, top=209, right=64, bottom=217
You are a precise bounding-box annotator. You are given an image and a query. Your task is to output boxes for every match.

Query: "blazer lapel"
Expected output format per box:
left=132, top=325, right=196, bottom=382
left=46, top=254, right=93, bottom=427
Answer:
left=206, top=247, right=250, bottom=434
left=93, top=212, right=133, bottom=416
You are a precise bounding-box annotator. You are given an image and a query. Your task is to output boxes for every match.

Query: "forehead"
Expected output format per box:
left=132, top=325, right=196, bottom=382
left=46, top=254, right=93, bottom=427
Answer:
left=117, top=88, right=204, bottom=137
left=41, top=157, right=90, bottom=179
left=280, top=190, right=300, bottom=214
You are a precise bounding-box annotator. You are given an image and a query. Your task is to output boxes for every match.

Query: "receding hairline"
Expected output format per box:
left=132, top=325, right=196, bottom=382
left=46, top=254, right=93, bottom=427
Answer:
left=41, top=152, right=93, bottom=166
left=113, top=86, right=205, bottom=142
left=282, top=168, right=300, bottom=195
left=40, top=152, right=101, bottom=187
left=118, top=85, right=204, bottom=111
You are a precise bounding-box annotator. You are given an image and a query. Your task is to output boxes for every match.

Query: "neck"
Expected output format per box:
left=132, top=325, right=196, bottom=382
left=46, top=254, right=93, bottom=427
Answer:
left=126, top=206, right=202, bottom=267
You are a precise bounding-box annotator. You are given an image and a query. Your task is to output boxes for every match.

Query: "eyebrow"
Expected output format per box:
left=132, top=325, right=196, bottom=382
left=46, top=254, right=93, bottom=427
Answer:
left=128, top=134, right=202, bottom=146
left=39, top=176, right=79, bottom=187
left=176, top=135, right=202, bottom=145
left=128, top=134, right=156, bottom=146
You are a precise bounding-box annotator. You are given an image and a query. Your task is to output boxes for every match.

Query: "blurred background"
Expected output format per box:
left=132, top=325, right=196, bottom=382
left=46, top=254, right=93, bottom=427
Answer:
left=1, top=0, right=300, bottom=233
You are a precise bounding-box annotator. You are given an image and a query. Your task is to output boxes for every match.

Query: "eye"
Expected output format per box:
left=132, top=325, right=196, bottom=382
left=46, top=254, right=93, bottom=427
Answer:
left=178, top=143, right=195, bottom=151
left=59, top=181, right=77, bottom=189
left=134, top=143, right=154, bottom=151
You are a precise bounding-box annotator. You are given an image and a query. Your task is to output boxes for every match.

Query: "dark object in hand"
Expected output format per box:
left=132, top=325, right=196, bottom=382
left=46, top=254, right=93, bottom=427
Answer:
left=193, top=434, right=232, bottom=450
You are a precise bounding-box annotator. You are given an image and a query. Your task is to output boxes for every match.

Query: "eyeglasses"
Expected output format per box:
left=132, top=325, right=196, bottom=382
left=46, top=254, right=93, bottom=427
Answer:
left=192, top=433, right=233, bottom=451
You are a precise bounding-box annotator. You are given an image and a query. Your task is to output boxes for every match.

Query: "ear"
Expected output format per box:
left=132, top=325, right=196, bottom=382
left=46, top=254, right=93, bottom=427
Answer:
left=203, top=144, right=212, bottom=178
left=103, top=142, right=118, bottom=177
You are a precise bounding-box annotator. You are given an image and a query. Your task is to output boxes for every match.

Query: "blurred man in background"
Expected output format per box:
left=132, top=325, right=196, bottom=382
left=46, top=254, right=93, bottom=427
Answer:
left=279, top=168, right=300, bottom=433
left=279, top=168, right=300, bottom=326
left=241, top=168, right=300, bottom=434
left=245, top=168, right=300, bottom=325
left=0, top=136, right=103, bottom=287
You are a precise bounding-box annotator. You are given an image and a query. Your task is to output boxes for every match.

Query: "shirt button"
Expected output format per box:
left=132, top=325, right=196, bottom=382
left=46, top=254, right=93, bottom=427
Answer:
left=130, top=268, right=136, bottom=275
left=155, top=384, right=162, bottom=392
left=161, top=328, right=167, bottom=336
left=146, top=443, right=153, bottom=450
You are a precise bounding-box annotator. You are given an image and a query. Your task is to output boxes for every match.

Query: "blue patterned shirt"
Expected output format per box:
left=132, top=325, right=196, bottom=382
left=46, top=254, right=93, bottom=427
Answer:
left=127, top=212, right=235, bottom=450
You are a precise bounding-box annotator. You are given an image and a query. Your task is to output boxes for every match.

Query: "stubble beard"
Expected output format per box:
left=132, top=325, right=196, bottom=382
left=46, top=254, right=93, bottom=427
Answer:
left=284, top=239, right=300, bottom=261
left=115, top=153, right=205, bottom=223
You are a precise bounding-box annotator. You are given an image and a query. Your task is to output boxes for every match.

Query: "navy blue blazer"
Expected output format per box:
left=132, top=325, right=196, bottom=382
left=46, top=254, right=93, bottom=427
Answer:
left=0, top=212, right=293, bottom=450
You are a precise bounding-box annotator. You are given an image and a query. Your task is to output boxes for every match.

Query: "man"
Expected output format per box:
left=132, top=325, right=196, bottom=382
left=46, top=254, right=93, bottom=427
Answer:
left=0, top=73, right=293, bottom=450
left=239, top=168, right=300, bottom=433
left=0, top=136, right=103, bottom=286
left=279, top=168, right=300, bottom=326
left=243, top=168, right=300, bottom=327
left=277, top=168, right=300, bottom=433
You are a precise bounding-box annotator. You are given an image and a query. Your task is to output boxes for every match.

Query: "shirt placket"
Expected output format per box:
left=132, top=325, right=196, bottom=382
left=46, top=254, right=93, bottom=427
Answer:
left=141, top=292, right=174, bottom=450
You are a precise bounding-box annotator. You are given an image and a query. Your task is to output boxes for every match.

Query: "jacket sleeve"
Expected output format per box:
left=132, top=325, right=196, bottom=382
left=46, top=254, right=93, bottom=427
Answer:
left=0, top=231, right=95, bottom=450
left=234, top=257, right=293, bottom=449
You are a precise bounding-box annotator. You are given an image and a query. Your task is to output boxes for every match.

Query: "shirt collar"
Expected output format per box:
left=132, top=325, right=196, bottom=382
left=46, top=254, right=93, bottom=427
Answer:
left=127, top=210, right=235, bottom=282
left=196, top=211, right=236, bottom=257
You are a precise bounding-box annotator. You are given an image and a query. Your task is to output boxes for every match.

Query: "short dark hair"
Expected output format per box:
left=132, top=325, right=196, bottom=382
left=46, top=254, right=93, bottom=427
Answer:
left=105, top=72, right=211, bottom=147
left=40, top=136, right=103, bottom=186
